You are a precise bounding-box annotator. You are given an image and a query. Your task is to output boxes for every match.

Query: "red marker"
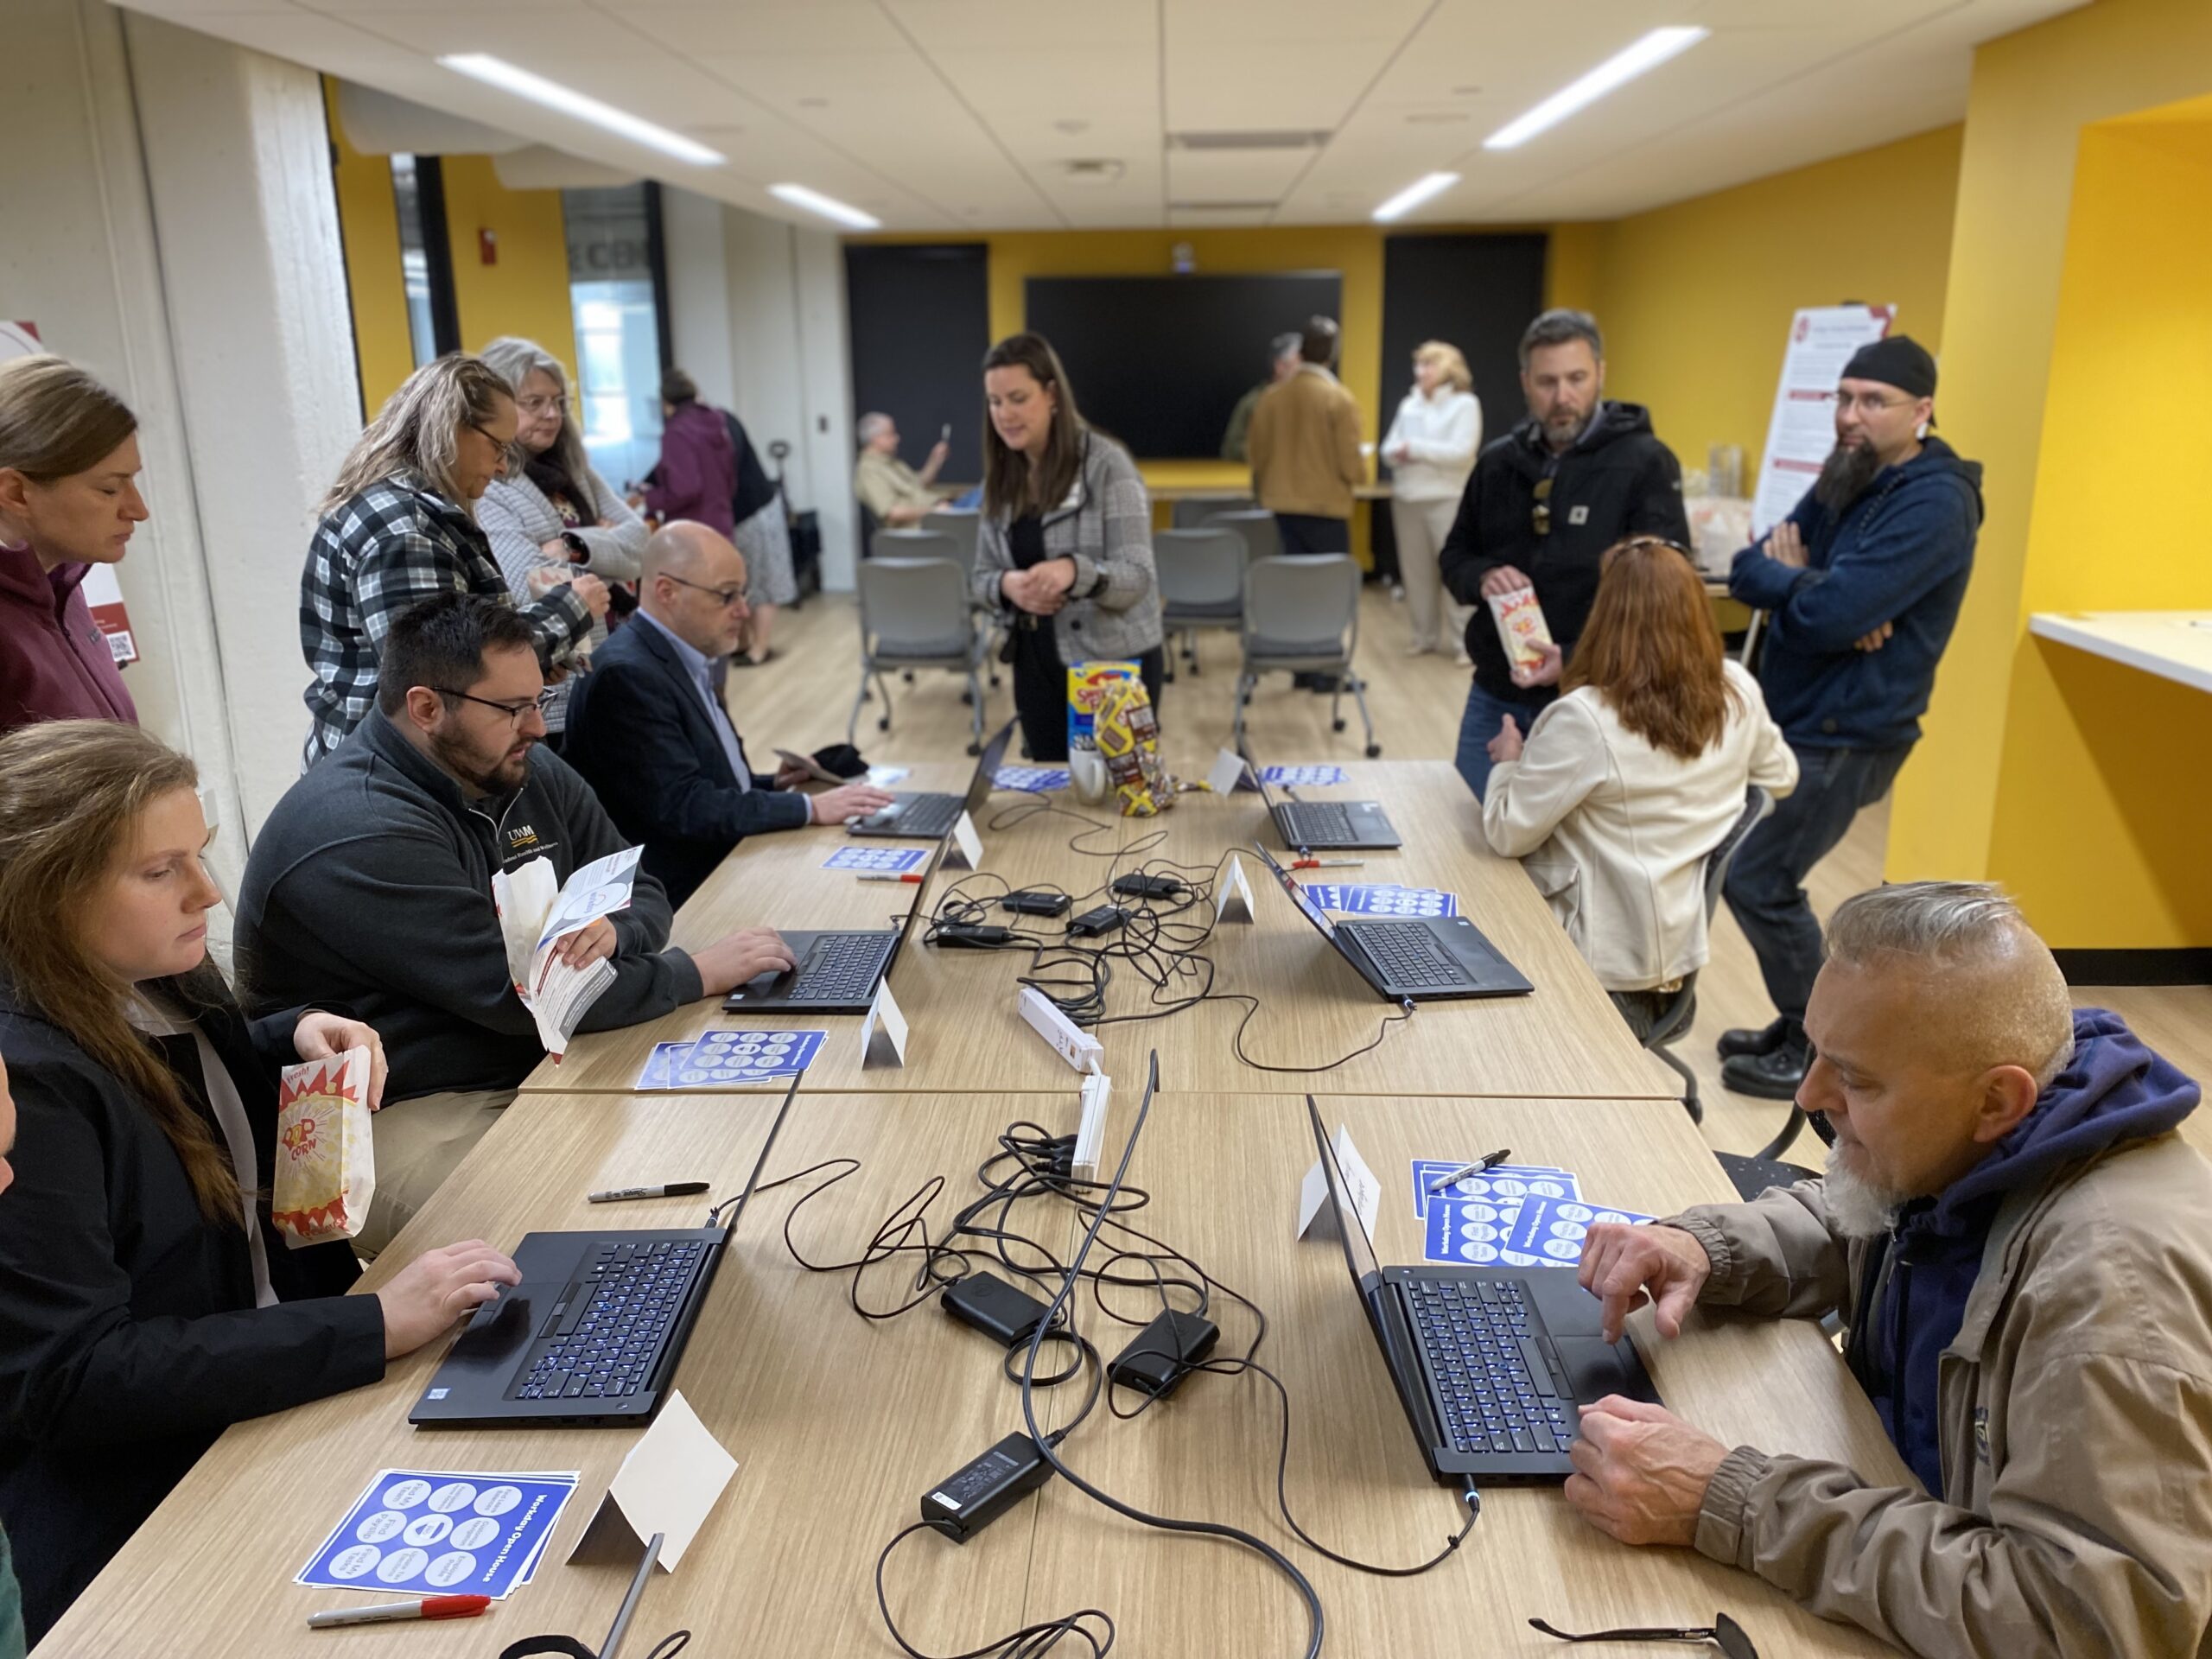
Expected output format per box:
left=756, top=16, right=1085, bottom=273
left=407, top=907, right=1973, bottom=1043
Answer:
left=1289, top=858, right=1363, bottom=871
left=855, top=872, right=924, bottom=884
left=307, top=1596, right=491, bottom=1630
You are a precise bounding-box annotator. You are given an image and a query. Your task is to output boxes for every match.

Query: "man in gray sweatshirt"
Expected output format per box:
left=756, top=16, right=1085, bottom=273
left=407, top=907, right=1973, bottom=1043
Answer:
left=238, top=594, right=793, bottom=1252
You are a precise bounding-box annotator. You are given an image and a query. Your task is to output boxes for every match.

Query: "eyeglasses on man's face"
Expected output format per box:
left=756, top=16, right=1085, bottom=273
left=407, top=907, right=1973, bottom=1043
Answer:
left=661, top=570, right=748, bottom=609
left=435, top=686, right=557, bottom=727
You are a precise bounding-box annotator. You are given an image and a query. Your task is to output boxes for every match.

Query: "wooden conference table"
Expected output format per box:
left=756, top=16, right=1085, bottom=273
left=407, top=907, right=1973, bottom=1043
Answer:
left=38, top=758, right=1902, bottom=1657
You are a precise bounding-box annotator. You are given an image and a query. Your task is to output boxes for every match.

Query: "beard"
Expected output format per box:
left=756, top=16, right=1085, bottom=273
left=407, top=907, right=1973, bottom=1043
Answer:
left=1822, top=1141, right=1907, bottom=1239
left=1812, top=439, right=1884, bottom=512
left=432, top=727, right=532, bottom=796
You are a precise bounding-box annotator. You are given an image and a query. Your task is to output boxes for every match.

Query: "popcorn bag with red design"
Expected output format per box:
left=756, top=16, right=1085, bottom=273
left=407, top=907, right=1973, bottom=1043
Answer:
left=270, top=1046, right=377, bottom=1248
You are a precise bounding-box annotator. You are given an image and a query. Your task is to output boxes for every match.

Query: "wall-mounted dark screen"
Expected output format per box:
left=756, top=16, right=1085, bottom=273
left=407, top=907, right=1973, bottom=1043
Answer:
left=1024, top=272, right=1343, bottom=459
left=845, top=242, right=990, bottom=482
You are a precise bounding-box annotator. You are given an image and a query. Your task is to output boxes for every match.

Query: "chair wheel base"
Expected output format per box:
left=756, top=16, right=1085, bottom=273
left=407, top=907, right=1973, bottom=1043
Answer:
left=964, top=742, right=981, bottom=756
left=1363, top=742, right=1382, bottom=759
left=960, top=690, right=973, bottom=705
left=877, top=718, right=890, bottom=733
left=1681, top=1093, right=1703, bottom=1125
left=1332, top=718, right=1345, bottom=733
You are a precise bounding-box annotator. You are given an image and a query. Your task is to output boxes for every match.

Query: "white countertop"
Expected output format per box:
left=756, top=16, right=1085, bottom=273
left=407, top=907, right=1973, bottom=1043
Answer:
left=2028, top=610, right=2212, bottom=696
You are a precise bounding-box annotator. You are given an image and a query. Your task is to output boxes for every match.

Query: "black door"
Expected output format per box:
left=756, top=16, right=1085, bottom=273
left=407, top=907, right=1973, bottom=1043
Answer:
left=843, top=243, right=990, bottom=486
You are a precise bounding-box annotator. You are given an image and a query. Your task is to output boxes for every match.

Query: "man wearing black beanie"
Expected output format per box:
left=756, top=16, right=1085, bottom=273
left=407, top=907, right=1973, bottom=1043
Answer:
left=1718, top=334, right=1983, bottom=1101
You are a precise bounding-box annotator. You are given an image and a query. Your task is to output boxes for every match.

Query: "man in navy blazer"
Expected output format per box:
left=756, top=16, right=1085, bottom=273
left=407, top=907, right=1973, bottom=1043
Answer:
left=565, top=521, right=893, bottom=908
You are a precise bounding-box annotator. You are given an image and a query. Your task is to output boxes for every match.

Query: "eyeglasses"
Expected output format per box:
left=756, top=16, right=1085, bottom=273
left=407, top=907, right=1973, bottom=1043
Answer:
left=1530, top=1615, right=1758, bottom=1658
left=1613, top=536, right=1694, bottom=558
left=467, top=423, right=513, bottom=450
left=1834, top=391, right=1906, bottom=416
left=516, top=395, right=566, bottom=418
left=435, top=686, right=556, bottom=726
left=661, top=570, right=748, bottom=608
left=1533, top=475, right=1554, bottom=537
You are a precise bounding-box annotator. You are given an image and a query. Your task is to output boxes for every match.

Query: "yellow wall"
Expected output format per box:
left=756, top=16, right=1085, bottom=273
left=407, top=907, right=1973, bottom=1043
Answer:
left=436, top=155, right=580, bottom=377
left=1583, top=125, right=1961, bottom=482
left=1885, top=0, right=2212, bottom=948
left=323, top=78, right=414, bottom=418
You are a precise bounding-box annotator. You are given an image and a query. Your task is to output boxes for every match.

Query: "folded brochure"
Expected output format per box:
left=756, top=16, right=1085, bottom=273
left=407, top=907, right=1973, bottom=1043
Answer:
left=493, top=846, right=641, bottom=1058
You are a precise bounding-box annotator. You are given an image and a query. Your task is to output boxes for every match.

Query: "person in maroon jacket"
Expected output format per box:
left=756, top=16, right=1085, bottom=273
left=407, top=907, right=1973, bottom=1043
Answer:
left=0, top=357, right=143, bottom=736
left=639, top=369, right=737, bottom=537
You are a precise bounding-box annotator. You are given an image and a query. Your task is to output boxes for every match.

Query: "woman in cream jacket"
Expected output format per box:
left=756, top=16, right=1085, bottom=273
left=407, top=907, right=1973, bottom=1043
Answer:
left=1380, top=341, right=1481, bottom=659
left=1480, top=538, right=1796, bottom=1037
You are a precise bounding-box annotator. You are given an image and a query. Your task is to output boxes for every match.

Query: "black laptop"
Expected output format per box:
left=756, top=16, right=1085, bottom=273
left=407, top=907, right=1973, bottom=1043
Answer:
left=848, top=720, right=1014, bottom=840
left=1304, top=1094, right=1658, bottom=1481
left=1252, top=843, right=1530, bottom=1002
left=410, top=1074, right=803, bottom=1428
left=1245, top=752, right=1400, bottom=852
left=721, top=836, right=943, bottom=1014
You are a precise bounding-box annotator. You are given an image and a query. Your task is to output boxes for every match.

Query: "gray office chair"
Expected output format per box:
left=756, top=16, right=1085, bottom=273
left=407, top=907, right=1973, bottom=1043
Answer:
left=869, top=525, right=998, bottom=696
left=849, top=556, right=990, bottom=754
left=925, top=511, right=982, bottom=575
left=1205, top=507, right=1281, bottom=567
left=1236, top=554, right=1379, bottom=758
left=1172, top=494, right=1254, bottom=529
left=1639, top=786, right=1775, bottom=1128
left=1154, top=525, right=1246, bottom=682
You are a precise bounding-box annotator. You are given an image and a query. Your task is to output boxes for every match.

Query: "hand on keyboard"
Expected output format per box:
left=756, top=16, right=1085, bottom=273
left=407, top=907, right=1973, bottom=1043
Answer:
left=692, top=927, right=798, bottom=997
left=376, top=1239, right=523, bottom=1359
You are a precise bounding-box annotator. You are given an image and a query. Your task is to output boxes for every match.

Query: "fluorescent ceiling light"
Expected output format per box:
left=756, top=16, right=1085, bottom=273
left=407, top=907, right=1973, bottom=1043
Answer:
left=1483, top=27, right=1709, bottom=150
left=769, top=182, right=881, bottom=231
left=437, top=54, right=724, bottom=166
left=1372, top=171, right=1459, bottom=223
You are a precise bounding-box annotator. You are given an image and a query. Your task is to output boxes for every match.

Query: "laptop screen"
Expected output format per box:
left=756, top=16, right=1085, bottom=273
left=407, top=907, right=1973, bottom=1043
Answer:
left=961, top=721, right=1016, bottom=817
left=1251, top=842, right=1338, bottom=943
left=1304, top=1094, right=1383, bottom=1291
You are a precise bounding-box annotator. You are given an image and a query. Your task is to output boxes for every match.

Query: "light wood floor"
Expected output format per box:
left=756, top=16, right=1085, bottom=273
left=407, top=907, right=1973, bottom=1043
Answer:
left=734, top=587, right=2212, bottom=1161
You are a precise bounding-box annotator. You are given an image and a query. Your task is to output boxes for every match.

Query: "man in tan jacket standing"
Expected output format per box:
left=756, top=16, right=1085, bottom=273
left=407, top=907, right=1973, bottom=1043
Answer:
left=1567, top=880, right=2212, bottom=1657
left=1247, top=315, right=1366, bottom=555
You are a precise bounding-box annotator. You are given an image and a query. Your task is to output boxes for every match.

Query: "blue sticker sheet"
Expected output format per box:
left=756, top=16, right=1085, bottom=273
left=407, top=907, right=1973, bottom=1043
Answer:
left=995, top=765, right=1071, bottom=792
left=1502, top=1196, right=1656, bottom=1267
left=298, top=1469, right=579, bottom=1600
left=663, top=1028, right=825, bottom=1090
left=1422, top=1197, right=1549, bottom=1268
left=823, top=844, right=930, bottom=874
left=1410, top=1160, right=1580, bottom=1218
left=637, top=1041, right=690, bottom=1090
left=1305, top=884, right=1459, bottom=918
left=1259, top=764, right=1349, bottom=787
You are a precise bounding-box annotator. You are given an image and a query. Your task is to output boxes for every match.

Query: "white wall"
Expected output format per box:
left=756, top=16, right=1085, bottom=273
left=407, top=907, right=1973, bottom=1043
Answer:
left=0, top=0, right=359, bottom=890
left=663, top=188, right=858, bottom=588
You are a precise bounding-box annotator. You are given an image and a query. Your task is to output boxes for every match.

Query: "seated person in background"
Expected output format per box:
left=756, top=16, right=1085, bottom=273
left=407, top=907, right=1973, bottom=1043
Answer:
left=0, top=720, right=522, bottom=1647
left=1567, top=881, right=2212, bottom=1657
left=1219, top=332, right=1301, bottom=464
left=1479, top=538, right=1796, bottom=1039
left=237, top=595, right=794, bottom=1255
left=854, top=411, right=950, bottom=530
left=565, top=522, right=893, bottom=909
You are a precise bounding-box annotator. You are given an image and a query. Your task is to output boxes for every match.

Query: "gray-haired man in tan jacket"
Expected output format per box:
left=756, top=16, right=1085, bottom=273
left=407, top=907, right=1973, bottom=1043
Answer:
left=1571, top=881, right=2212, bottom=1658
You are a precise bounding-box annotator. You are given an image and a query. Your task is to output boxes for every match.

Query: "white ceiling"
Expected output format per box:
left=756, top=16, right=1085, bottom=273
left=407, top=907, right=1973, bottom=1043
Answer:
left=115, top=0, right=2085, bottom=232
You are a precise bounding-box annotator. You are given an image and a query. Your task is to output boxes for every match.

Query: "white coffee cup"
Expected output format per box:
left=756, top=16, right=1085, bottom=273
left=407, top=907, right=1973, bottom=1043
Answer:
left=1070, top=747, right=1109, bottom=804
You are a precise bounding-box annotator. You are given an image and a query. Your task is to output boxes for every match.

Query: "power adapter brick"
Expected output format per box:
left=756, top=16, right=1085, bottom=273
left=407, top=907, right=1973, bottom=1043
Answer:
left=1107, top=1309, right=1219, bottom=1399
left=920, top=1433, right=1053, bottom=1542
left=942, top=1270, right=1053, bottom=1348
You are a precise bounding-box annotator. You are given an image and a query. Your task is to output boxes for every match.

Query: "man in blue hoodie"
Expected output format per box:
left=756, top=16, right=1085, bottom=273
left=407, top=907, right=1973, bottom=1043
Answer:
left=1719, top=336, right=1981, bottom=1098
left=1566, top=882, right=2212, bottom=1657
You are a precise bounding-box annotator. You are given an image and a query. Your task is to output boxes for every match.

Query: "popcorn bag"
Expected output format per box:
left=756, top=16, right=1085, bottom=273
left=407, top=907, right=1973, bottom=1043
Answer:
left=1092, top=675, right=1176, bottom=818
left=1487, top=586, right=1555, bottom=674
left=271, top=1046, right=376, bottom=1249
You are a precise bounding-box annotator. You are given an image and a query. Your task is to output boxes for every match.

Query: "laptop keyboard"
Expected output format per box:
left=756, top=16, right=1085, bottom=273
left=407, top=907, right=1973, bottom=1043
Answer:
left=880, top=793, right=958, bottom=837
left=512, top=1239, right=703, bottom=1403
left=1280, top=802, right=1357, bottom=843
left=791, top=932, right=893, bottom=1001
left=1407, top=1278, right=1573, bottom=1455
left=1353, top=923, right=1469, bottom=989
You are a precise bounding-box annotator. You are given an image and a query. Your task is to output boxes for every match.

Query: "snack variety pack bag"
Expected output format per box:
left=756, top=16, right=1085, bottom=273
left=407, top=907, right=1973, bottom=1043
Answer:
left=271, top=1046, right=376, bottom=1248
left=1486, top=586, right=1554, bottom=675
left=1090, top=673, right=1175, bottom=818
left=1065, top=659, right=1140, bottom=753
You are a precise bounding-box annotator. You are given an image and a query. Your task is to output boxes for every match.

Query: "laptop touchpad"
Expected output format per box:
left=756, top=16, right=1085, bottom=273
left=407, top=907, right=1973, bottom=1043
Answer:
left=1554, top=1337, right=1662, bottom=1406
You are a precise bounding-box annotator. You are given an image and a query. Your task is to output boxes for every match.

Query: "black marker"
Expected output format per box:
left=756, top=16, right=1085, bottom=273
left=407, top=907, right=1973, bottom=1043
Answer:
left=1425, top=1148, right=1514, bottom=1197
left=588, top=1181, right=711, bottom=1204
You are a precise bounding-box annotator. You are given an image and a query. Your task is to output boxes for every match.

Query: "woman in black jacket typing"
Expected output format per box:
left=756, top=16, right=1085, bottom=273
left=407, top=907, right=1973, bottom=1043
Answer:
left=0, top=721, right=521, bottom=1646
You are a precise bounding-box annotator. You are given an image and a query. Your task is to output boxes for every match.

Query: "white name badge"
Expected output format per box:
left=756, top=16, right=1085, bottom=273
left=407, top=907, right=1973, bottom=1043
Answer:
left=1206, top=747, right=1250, bottom=795
left=943, top=810, right=984, bottom=871
left=860, top=981, right=908, bottom=1069
left=1296, top=1124, right=1382, bottom=1243
left=1214, top=854, right=1256, bottom=925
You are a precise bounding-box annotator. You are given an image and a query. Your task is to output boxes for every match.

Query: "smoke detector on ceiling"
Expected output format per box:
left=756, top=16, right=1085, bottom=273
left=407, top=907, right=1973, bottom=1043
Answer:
left=1058, top=159, right=1125, bottom=186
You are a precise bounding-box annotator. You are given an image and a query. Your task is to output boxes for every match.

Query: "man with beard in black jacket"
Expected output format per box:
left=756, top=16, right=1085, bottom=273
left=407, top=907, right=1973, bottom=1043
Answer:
left=1440, top=309, right=1691, bottom=798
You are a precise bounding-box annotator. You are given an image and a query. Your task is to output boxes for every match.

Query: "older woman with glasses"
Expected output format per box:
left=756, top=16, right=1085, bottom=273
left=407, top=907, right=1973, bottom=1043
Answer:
left=477, top=338, right=646, bottom=748
left=300, top=353, right=611, bottom=767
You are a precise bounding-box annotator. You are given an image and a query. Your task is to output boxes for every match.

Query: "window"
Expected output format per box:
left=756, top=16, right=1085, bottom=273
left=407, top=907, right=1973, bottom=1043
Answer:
left=389, top=154, right=459, bottom=365
left=563, top=184, right=665, bottom=493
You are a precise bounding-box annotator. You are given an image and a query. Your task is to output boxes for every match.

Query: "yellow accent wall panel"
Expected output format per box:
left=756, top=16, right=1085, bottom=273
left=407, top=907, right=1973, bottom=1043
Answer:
left=437, top=155, right=581, bottom=381
left=323, top=78, right=413, bottom=419
left=1885, top=0, right=2212, bottom=948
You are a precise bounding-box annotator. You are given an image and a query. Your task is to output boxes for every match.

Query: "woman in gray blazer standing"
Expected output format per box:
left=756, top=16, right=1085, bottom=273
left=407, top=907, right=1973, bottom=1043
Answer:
left=970, top=333, right=1163, bottom=761
left=478, top=336, right=647, bottom=745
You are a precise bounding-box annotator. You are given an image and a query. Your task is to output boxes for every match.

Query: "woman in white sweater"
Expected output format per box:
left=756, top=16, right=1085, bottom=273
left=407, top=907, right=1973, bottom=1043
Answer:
left=1480, top=538, right=1798, bottom=1038
left=477, top=336, right=647, bottom=742
left=1380, top=340, right=1482, bottom=660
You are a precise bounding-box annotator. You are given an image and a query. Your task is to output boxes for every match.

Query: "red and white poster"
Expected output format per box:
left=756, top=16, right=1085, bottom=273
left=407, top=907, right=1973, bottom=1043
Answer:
left=1751, top=304, right=1895, bottom=537
left=0, top=321, right=141, bottom=664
